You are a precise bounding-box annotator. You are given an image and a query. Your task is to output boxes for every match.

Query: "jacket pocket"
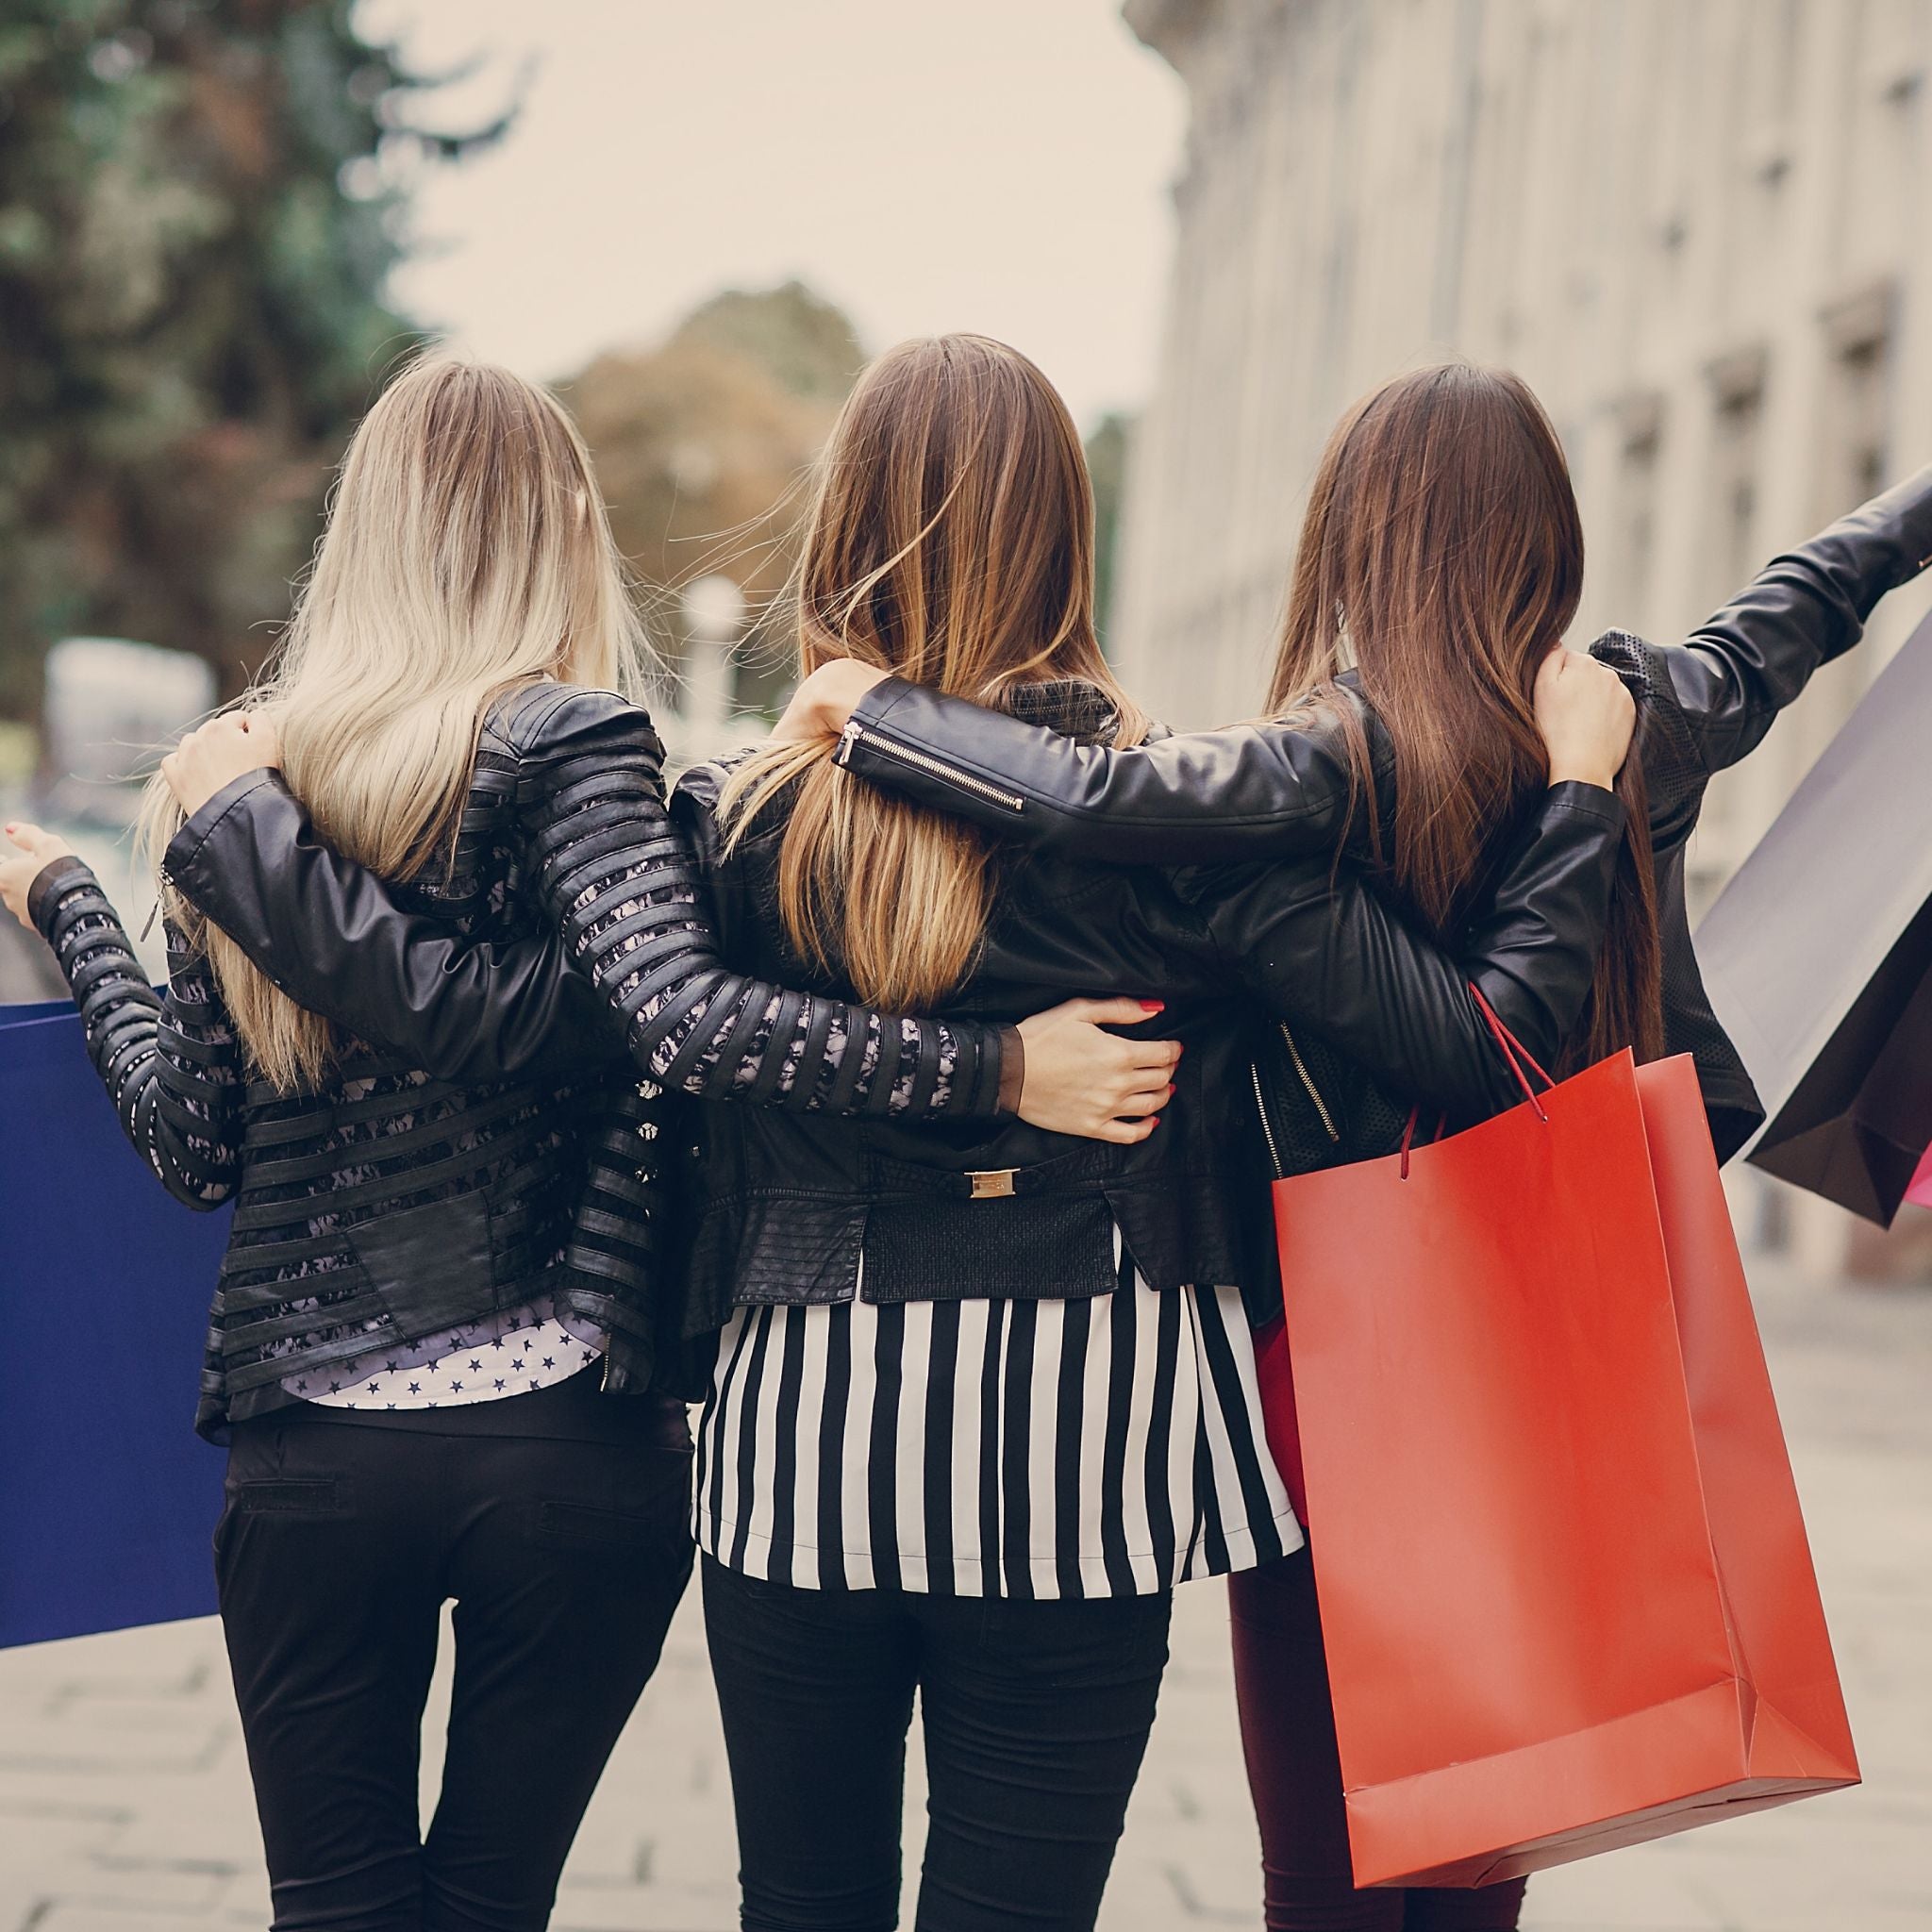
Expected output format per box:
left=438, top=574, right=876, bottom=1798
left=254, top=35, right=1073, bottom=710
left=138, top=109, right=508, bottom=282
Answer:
left=861, top=1191, right=1120, bottom=1304
left=344, top=1189, right=496, bottom=1338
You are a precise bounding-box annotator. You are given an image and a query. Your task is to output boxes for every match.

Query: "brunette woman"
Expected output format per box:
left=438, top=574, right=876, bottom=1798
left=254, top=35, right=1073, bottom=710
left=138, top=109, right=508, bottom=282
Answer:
left=0, top=355, right=1169, bottom=1932
left=778, top=361, right=1932, bottom=1929
left=149, top=338, right=1639, bottom=1932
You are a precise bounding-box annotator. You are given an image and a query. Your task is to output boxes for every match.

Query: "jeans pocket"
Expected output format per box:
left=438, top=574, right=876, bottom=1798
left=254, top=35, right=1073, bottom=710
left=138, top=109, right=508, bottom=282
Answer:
left=537, top=1496, right=676, bottom=1551
left=229, top=1477, right=348, bottom=1515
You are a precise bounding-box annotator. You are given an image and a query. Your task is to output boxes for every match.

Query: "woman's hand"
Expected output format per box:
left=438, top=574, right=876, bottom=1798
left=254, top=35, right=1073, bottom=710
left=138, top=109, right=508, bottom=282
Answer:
left=162, top=712, right=282, bottom=818
left=770, top=659, right=891, bottom=745
left=0, top=822, right=75, bottom=930
left=1014, top=997, right=1182, bottom=1144
left=1535, top=648, right=1636, bottom=790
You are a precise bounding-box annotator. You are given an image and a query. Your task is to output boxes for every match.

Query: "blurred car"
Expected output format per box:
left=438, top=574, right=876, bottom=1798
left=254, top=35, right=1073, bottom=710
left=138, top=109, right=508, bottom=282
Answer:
left=40, top=636, right=216, bottom=830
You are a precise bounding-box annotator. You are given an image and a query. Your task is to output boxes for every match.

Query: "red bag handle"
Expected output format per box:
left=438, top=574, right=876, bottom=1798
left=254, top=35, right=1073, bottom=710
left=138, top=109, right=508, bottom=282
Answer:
left=1468, top=983, right=1554, bottom=1120
left=1398, top=986, right=1553, bottom=1179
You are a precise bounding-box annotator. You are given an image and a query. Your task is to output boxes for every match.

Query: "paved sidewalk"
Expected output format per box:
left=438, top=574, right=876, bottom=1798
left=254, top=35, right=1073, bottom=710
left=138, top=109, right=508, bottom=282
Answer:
left=2, top=1257, right=1927, bottom=1931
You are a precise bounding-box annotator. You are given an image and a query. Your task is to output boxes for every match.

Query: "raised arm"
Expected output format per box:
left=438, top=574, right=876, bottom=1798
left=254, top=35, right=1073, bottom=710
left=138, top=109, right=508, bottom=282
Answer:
left=25, top=856, right=244, bottom=1209
left=801, top=465, right=1932, bottom=864
left=1198, top=782, right=1626, bottom=1120
left=1607, top=462, right=1932, bottom=778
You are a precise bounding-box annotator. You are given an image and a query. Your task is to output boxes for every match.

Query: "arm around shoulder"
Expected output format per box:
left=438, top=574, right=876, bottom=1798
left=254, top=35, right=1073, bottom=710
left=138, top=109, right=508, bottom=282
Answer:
left=837, top=675, right=1373, bottom=864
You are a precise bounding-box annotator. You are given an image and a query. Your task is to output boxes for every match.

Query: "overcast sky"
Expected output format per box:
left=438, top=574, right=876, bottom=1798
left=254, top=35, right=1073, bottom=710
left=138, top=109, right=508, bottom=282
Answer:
left=361, top=0, right=1188, bottom=431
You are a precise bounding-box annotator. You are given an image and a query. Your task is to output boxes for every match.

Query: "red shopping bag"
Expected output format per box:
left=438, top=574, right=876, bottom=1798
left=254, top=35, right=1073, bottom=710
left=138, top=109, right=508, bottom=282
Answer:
left=1257, top=1001, right=1857, bottom=1887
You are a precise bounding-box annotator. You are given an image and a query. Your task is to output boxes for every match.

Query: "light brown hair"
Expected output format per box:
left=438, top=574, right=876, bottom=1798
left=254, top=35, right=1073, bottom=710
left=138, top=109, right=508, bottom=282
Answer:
left=1268, top=362, right=1662, bottom=1071
left=724, top=334, right=1147, bottom=1009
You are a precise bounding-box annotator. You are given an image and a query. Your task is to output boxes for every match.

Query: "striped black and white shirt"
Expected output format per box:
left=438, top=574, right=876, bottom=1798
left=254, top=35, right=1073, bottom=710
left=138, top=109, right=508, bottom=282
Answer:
left=693, top=1244, right=1300, bottom=1599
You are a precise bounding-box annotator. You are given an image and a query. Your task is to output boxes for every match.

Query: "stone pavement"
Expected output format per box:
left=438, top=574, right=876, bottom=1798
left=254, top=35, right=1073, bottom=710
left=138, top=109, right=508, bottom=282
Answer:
left=2, top=1257, right=1927, bottom=1932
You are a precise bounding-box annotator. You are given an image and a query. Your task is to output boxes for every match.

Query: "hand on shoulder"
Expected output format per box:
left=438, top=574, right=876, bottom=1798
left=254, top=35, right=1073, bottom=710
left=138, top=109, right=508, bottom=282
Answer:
left=770, top=658, right=891, bottom=745
left=1535, top=646, right=1636, bottom=791
left=162, top=712, right=281, bottom=819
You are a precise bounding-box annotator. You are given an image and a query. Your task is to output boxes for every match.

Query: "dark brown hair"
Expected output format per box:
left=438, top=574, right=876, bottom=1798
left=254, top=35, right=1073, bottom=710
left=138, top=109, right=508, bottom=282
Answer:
left=1268, top=362, right=1662, bottom=1072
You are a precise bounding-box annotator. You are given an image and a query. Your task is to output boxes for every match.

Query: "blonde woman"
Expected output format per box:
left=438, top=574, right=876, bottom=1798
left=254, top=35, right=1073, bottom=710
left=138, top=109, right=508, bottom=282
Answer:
left=0, top=355, right=1168, bottom=1932
left=148, top=337, right=1638, bottom=1931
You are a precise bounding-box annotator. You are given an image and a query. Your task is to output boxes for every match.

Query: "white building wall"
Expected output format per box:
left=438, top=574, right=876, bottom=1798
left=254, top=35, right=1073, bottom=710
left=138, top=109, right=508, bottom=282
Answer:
left=1118, top=0, right=1932, bottom=1263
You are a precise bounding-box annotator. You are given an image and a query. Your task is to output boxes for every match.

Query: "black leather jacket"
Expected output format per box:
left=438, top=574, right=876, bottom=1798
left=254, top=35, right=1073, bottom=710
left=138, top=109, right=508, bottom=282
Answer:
left=671, top=697, right=1623, bottom=1329
left=126, top=681, right=1020, bottom=1433
left=832, top=470, right=1932, bottom=1161
left=30, top=686, right=682, bottom=1438
left=165, top=679, right=1628, bottom=1326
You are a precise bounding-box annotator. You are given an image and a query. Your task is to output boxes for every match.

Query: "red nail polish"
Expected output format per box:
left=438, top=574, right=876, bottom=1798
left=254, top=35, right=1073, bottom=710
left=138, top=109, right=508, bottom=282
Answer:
left=1140, top=1000, right=1164, bottom=1012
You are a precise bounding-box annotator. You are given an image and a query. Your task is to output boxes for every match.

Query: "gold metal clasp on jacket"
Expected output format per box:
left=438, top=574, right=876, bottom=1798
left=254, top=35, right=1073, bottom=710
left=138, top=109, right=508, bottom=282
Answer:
left=966, top=1169, right=1019, bottom=1199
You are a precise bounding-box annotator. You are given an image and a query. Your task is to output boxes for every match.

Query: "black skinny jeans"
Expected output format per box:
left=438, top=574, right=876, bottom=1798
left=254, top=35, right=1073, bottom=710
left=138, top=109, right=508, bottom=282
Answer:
left=701, top=1557, right=1174, bottom=1932
left=215, top=1374, right=693, bottom=1932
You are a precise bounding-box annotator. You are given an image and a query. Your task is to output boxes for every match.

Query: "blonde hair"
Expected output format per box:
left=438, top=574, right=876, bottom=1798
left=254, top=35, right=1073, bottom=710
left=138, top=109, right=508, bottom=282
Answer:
left=140, top=353, right=649, bottom=1091
left=722, top=334, right=1146, bottom=1010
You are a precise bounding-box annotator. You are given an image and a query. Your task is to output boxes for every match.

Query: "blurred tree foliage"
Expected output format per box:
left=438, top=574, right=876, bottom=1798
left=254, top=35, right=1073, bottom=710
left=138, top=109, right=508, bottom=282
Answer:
left=0, top=0, right=508, bottom=716
left=568, top=281, right=866, bottom=714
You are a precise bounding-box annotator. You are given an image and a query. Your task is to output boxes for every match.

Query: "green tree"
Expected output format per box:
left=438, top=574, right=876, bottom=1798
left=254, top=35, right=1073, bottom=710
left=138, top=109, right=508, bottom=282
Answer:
left=673, top=278, right=865, bottom=406
left=567, top=282, right=867, bottom=715
left=0, top=0, right=508, bottom=715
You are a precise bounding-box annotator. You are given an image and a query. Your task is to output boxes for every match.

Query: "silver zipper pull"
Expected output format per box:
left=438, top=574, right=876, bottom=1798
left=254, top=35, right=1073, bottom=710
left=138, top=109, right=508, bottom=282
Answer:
left=140, top=868, right=170, bottom=941
left=834, top=718, right=863, bottom=766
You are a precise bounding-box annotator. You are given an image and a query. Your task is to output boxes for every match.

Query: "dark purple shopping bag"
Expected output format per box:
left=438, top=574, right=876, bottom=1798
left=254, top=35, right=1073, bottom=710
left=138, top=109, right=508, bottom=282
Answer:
left=0, top=1000, right=229, bottom=1647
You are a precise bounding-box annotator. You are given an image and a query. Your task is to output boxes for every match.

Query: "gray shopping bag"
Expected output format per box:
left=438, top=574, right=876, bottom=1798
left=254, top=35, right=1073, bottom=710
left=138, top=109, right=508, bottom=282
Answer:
left=1696, top=608, right=1932, bottom=1224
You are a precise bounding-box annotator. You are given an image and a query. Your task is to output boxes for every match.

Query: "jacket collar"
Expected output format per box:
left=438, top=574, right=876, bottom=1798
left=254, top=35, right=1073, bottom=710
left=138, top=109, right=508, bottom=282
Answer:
left=1003, top=678, right=1122, bottom=747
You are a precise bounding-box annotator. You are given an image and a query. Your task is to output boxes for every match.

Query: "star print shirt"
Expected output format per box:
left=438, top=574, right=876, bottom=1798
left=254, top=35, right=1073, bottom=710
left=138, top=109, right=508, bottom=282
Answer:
left=285, top=1297, right=605, bottom=1411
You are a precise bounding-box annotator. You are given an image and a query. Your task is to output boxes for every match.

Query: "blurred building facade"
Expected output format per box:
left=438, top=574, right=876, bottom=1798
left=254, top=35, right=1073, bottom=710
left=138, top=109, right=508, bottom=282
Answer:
left=1116, top=0, right=1932, bottom=1265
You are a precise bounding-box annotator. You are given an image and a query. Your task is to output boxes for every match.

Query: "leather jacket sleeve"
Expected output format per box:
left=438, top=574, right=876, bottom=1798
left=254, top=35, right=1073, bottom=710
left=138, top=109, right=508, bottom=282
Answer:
left=1600, top=461, right=1932, bottom=842
left=835, top=679, right=1375, bottom=864
left=1191, top=782, right=1627, bottom=1116
left=1661, top=462, right=1932, bottom=773
left=28, top=856, right=244, bottom=1209
left=162, top=687, right=1015, bottom=1118
left=831, top=464, right=1932, bottom=858
left=556, top=1058, right=684, bottom=1390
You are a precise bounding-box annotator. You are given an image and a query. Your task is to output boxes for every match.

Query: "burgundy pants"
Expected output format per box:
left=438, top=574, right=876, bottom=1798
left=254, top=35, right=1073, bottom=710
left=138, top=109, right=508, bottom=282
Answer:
left=1227, top=1554, right=1526, bottom=1931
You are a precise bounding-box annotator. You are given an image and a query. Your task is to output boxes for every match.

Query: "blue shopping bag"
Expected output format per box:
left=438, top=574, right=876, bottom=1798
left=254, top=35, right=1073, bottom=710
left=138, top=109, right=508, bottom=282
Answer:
left=0, top=999, right=229, bottom=1646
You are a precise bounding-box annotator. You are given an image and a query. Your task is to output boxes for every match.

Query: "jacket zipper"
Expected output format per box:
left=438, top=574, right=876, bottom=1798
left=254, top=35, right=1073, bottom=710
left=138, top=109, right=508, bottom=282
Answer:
left=1279, top=1022, right=1341, bottom=1143
left=838, top=720, right=1025, bottom=814
left=1249, top=1059, right=1286, bottom=1179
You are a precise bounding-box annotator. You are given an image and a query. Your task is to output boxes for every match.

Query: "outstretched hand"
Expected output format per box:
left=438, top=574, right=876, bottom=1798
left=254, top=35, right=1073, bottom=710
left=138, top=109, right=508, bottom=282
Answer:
left=162, top=712, right=282, bottom=819
left=0, top=822, right=75, bottom=930
left=1014, top=996, right=1182, bottom=1144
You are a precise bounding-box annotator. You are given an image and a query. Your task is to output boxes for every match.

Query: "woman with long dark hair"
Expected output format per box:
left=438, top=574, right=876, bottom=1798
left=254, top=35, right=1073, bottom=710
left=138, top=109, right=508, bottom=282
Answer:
left=778, top=360, right=1932, bottom=1928
left=142, top=337, right=1640, bottom=1930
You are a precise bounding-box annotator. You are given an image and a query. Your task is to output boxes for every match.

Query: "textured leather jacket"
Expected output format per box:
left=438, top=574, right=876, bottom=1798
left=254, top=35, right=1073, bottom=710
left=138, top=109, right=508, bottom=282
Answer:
left=81, top=682, right=1017, bottom=1437
left=162, top=679, right=1628, bottom=1327
left=831, top=469, right=1932, bottom=1161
